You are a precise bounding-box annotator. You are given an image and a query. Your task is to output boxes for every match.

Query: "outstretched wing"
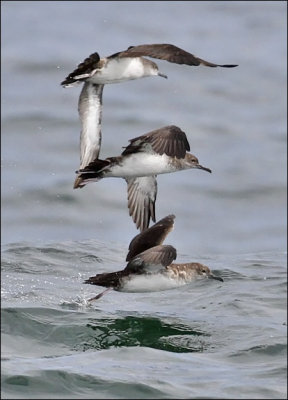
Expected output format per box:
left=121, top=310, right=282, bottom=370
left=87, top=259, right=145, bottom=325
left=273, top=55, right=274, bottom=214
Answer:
left=121, top=44, right=238, bottom=67
left=122, top=125, right=190, bottom=158
left=126, top=176, right=157, bottom=232
left=78, top=82, right=104, bottom=168
left=126, top=214, right=175, bottom=261
left=125, top=245, right=177, bottom=274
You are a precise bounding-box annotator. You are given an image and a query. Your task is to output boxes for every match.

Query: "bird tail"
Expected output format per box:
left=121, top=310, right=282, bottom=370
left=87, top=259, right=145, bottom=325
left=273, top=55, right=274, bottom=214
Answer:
left=73, top=173, right=101, bottom=189
left=73, top=158, right=110, bottom=189
left=73, top=176, right=85, bottom=189
left=84, top=270, right=125, bottom=288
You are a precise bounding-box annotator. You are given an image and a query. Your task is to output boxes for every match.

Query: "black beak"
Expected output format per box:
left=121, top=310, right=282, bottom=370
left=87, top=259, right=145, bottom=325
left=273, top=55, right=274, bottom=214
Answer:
left=197, top=164, right=212, bottom=173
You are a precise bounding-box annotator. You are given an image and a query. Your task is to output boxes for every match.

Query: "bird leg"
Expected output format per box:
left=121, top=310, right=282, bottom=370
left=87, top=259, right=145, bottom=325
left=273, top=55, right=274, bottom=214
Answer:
left=87, top=287, right=113, bottom=302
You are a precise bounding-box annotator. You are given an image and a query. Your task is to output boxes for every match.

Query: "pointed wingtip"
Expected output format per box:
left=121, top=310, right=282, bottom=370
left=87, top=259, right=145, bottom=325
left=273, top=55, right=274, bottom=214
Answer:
left=220, top=64, right=238, bottom=68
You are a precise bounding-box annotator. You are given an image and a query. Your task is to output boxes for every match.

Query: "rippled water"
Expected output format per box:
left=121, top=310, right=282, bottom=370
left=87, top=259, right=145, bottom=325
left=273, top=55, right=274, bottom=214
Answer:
left=2, top=242, right=287, bottom=399
left=1, top=1, right=287, bottom=399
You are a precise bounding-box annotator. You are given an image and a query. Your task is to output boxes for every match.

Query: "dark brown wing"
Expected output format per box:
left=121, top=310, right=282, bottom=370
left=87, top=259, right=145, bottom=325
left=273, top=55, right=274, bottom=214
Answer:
left=122, top=125, right=190, bottom=158
left=126, top=176, right=157, bottom=233
left=61, top=52, right=101, bottom=86
left=126, top=214, right=175, bottom=261
left=121, top=44, right=238, bottom=67
left=124, top=245, right=177, bottom=274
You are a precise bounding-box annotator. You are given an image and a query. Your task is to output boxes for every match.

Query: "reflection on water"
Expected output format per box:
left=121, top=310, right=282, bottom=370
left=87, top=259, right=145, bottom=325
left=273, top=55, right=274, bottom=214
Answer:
left=2, top=306, right=210, bottom=354
left=85, top=315, right=209, bottom=353
left=1, top=242, right=286, bottom=399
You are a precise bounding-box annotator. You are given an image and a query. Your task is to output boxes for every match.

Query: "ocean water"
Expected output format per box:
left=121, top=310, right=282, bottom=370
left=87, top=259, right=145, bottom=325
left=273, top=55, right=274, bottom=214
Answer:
left=1, top=1, right=287, bottom=399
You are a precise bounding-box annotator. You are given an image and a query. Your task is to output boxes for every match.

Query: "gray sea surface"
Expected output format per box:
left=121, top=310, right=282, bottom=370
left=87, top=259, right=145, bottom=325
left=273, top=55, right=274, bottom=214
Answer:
left=1, top=1, right=287, bottom=399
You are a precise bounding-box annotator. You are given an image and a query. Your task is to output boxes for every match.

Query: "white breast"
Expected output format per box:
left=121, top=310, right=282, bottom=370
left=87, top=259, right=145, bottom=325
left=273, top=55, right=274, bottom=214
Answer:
left=107, top=153, right=177, bottom=177
left=120, top=273, right=185, bottom=293
left=88, top=58, right=151, bottom=84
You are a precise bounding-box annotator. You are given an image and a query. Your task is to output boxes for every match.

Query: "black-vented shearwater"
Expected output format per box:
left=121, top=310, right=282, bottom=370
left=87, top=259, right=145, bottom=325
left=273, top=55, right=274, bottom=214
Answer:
left=85, top=214, right=223, bottom=301
left=61, top=44, right=237, bottom=181
left=61, top=43, right=238, bottom=87
left=74, top=125, right=212, bottom=231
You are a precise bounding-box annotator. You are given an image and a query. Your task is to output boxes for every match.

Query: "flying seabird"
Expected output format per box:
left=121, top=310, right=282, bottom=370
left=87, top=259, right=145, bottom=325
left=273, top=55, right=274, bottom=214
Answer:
left=60, top=44, right=236, bottom=183
left=61, top=43, right=238, bottom=87
left=74, top=125, right=212, bottom=231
